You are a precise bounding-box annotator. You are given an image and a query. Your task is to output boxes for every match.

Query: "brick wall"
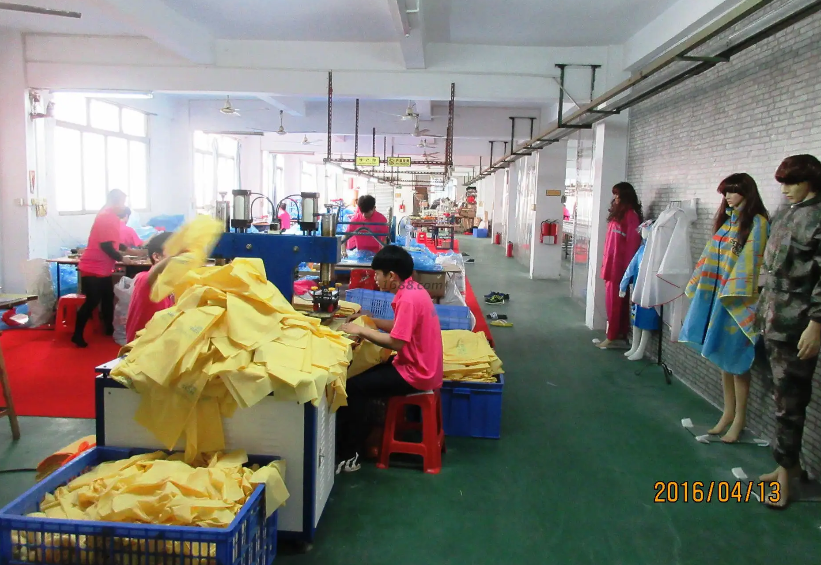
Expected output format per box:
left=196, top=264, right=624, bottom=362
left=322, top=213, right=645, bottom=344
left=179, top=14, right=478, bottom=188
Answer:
left=626, top=4, right=821, bottom=475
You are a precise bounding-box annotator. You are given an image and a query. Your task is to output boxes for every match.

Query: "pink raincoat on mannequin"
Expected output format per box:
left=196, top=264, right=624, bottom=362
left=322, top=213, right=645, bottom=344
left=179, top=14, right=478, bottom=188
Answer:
left=601, top=209, right=641, bottom=340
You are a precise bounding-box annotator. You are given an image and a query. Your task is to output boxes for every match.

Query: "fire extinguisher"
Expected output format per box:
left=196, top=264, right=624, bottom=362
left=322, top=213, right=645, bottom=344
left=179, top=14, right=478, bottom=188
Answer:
left=506, top=241, right=513, bottom=257
left=540, top=220, right=558, bottom=245
left=494, top=232, right=501, bottom=245
left=399, top=201, right=405, bottom=213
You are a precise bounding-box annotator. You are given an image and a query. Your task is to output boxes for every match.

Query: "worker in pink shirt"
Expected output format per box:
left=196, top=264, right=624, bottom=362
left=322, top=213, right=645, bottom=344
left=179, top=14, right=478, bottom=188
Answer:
left=125, top=232, right=176, bottom=343
left=73, top=189, right=134, bottom=347
left=278, top=203, right=291, bottom=230
left=345, top=195, right=389, bottom=254
left=118, top=207, right=143, bottom=249
left=338, top=245, right=443, bottom=472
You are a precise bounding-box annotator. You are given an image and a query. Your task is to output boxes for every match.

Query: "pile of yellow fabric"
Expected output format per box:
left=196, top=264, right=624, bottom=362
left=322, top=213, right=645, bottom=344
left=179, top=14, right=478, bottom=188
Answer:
left=111, top=216, right=354, bottom=463
left=14, top=450, right=287, bottom=564
left=442, top=330, right=503, bottom=383
left=346, top=316, right=394, bottom=378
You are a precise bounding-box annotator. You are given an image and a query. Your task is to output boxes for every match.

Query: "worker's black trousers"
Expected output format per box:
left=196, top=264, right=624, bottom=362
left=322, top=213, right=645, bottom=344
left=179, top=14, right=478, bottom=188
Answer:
left=336, top=361, right=416, bottom=463
left=73, top=275, right=115, bottom=340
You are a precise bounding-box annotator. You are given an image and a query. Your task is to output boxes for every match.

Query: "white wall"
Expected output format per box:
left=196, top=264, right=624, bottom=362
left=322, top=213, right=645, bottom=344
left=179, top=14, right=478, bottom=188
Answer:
left=0, top=31, right=33, bottom=293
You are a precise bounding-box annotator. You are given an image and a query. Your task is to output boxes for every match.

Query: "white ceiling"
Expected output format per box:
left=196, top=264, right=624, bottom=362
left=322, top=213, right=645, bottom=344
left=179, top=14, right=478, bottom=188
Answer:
left=0, top=0, right=136, bottom=35
left=161, top=0, right=397, bottom=42
left=1, top=0, right=679, bottom=46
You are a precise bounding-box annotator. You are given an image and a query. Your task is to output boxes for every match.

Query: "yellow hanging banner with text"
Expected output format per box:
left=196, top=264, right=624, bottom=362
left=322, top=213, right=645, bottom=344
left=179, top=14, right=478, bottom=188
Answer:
left=546, top=190, right=562, bottom=197
left=388, top=157, right=412, bottom=167
left=356, top=156, right=380, bottom=167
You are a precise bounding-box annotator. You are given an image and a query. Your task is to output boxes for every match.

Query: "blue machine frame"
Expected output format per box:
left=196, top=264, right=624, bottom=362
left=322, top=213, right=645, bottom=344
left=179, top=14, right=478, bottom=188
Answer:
left=211, top=233, right=341, bottom=303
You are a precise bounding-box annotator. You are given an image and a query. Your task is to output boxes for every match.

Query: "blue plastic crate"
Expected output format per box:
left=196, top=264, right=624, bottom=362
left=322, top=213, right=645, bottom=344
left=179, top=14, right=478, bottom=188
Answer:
left=472, top=229, right=488, bottom=238
left=344, top=288, right=395, bottom=319
left=0, top=447, right=278, bottom=565
left=440, top=374, right=504, bottom=439
left=434, top=305, right=472, bottom=330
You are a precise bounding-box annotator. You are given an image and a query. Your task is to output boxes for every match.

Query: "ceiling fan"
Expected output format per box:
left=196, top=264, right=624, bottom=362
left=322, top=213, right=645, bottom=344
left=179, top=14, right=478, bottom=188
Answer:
left=0, top=2, right=81, bottom=18
left=413, top=117, right=443, bottom=139
left=275, top=110, right=287, bottom=135
left=220, top=96, right=241, bottom=116
left=382, top=101, right=419, bottom=121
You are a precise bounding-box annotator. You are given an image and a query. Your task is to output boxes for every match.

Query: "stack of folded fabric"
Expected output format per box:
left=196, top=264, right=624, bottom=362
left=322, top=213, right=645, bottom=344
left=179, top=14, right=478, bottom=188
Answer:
left=111, top=216, right=354, bottom=463
left=442, top=330, right=503, bottom=383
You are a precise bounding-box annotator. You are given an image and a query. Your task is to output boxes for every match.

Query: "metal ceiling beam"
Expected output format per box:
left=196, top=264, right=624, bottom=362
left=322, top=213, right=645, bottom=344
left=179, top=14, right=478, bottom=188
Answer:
left=466, top=0, right=821, bottom=184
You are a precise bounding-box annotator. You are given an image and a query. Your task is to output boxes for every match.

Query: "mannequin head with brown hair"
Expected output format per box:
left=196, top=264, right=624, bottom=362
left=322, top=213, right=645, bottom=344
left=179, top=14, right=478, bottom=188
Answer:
left=607, top=182, right=643, bottom=223
left=712, top=173, right=769, bottom=248
left=775, top=154, right=821, bottom=204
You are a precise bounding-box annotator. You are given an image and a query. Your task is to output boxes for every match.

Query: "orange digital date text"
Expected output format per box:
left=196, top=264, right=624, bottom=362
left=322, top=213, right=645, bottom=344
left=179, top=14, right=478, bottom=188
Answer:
left=653, top=481, right=781, bottom=503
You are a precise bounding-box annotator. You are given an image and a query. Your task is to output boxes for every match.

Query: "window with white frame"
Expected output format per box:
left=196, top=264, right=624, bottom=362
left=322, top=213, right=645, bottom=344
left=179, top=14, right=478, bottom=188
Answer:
left=53, top=95, right=149, bottom=213
left=194, top=132, right=239, bottom=212
left=262, top=152, right=285, bottom=206
left=301, top=161, right=317, bottom=194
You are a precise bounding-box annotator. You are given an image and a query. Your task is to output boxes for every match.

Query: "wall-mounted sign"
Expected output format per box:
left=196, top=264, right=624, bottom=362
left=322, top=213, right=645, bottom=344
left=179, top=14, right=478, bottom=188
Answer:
left=388, top=157, right=412, bottom=167
left=356, top=156, right=380, bottom=166
left=546, top=189, right=562, bottom=196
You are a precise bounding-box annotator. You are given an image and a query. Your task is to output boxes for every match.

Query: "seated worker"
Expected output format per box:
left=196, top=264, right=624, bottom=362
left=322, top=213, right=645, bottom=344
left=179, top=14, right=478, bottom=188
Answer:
left=338, top=245, right=443, bottom=472
left=125, top=232, right=176, bottom=343
left=278, top=203, right=291, bottom=230
left=345, top=195, right=389, bottom=254
left=119, top=207, right=143, bottom=249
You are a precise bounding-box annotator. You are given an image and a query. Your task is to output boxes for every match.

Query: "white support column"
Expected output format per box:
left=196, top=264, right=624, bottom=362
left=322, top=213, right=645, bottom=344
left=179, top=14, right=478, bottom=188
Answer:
left=502, top=163, right=518, bottom=250
left=492, top=170, right=504, bottom=241
left=530, top=141, right=567, bottom=279
left=586, top=114, right=629, bottom=331
left=0, top=31, right=33, bottom=292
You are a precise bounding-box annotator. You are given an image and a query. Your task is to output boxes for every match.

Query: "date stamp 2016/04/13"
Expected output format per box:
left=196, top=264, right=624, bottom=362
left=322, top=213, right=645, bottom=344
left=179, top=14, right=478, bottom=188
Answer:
left=654, top=481, right=781, bottom=504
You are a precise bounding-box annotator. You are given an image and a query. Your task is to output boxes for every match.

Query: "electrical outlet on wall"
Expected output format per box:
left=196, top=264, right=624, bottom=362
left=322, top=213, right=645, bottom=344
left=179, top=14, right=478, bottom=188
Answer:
left=14, top=198, right=27, bottom=207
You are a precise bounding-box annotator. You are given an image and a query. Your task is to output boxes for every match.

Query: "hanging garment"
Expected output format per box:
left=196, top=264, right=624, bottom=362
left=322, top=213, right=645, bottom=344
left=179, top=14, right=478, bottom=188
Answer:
left=601, top=209, right=642, bottom=282
left=620, top=238, right=660, bottom=331
left=678, top=210, right=769, bottom=374
left=632, top=200, right=698, bottom=341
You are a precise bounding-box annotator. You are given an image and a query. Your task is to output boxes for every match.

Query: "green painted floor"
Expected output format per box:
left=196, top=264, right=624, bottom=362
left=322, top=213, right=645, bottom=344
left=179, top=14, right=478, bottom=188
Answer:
left=2, top=236, right=819, bottom=564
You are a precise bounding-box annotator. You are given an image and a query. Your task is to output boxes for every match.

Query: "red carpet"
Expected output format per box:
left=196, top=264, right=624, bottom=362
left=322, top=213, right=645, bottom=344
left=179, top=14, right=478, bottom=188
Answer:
left=420, top=237, right=494, bottom=347
left=0, top=329, right=122, bottom=418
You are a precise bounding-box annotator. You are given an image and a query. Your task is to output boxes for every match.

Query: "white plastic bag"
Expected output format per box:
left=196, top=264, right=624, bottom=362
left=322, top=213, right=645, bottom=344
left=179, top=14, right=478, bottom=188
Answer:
left=440, top=276, right=475, bottom=330
left=435, top=253, right=466, bottom=293
left=23, top=259, right=56, bottom=327
left=113, top=276, right=135, bottom=345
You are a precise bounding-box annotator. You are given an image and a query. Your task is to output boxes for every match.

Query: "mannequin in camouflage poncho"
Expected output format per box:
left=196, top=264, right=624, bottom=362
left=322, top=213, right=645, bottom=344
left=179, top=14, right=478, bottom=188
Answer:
left=757, top=154, right=821, bottom=509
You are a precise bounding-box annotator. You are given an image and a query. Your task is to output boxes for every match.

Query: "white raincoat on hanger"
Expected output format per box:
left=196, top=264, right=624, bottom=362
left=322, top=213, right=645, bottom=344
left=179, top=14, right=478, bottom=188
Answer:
left=632, top=200, right=698, bottom=341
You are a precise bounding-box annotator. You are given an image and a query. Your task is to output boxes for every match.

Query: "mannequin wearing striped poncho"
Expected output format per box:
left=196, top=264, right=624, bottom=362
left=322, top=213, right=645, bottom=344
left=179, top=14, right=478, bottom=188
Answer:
left=679, top=198, right=769, bottom=442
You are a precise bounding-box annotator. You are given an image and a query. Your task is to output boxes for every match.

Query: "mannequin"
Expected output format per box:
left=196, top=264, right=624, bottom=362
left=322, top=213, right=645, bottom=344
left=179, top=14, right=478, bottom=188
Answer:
left=756, top=154, right=821, bottom=509
left=598, top=182, right=643, bottom=349
left=679, top=173, right=769, bottom=443
left=619, top=220, right=660, bottom=361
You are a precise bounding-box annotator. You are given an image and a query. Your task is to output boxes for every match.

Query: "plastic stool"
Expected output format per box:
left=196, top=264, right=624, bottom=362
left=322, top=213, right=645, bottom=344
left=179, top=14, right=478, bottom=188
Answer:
left=377, top=390, right=445, bottom=474
left=55, top=294, right=86, bottom=333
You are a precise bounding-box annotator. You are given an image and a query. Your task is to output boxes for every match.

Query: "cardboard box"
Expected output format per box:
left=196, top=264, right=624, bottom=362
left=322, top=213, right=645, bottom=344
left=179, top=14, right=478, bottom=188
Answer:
left=413, top=270, right=446, bottom=298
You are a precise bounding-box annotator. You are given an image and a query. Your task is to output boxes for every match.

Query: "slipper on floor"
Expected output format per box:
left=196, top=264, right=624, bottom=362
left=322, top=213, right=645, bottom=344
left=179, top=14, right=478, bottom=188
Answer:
left=489, top=320, right=513, bottom=327
left=487, top=312, right=508, bottom=320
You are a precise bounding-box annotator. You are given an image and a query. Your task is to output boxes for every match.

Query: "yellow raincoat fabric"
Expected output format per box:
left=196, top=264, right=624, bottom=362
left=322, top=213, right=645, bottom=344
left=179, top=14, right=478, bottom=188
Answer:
left=16, top=451, right=287, bottom=564
left=346, top=316, right=394, bottom=378
left=442, top=330, right=503, bottom=383
left=111, top=217, right=354, bottom=463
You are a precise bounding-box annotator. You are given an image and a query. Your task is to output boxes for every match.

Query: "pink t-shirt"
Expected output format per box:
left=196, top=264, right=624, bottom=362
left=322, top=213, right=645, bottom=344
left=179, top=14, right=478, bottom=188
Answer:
left=78, top=208, right=122, bottom=277
left=390, top=280, right=443, bottom=391
left=125, top=270, right=174, bottom=343
left=346, top=210, right=389, bottom=253
left=278, top=210, right=291, bottom=230
left=120, top=224, right=142, bottom=248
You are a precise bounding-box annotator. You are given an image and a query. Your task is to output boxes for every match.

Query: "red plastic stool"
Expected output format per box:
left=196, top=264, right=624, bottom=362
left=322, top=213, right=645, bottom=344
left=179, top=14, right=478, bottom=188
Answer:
left=55, top=294, right=86, bottom=333
left=349, top=269, right=377, bottom=291
left=377, top=390, right=445, bottom=474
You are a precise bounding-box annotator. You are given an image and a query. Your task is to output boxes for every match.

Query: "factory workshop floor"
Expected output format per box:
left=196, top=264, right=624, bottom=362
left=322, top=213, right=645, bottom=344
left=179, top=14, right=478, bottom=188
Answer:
left=1, top=235, right=819, bottom=565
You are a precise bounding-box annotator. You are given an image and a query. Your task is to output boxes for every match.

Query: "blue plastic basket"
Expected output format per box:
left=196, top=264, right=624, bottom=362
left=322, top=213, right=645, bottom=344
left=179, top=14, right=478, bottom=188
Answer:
left=434, top=305, right=472, bottom=330
left=344, top=289, right=395, bottom=320
left=345, top=289, right=472, bottom=331
left=0, top=447, right=278, bottom=565
left=440, top=374, right=504, bottom=439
